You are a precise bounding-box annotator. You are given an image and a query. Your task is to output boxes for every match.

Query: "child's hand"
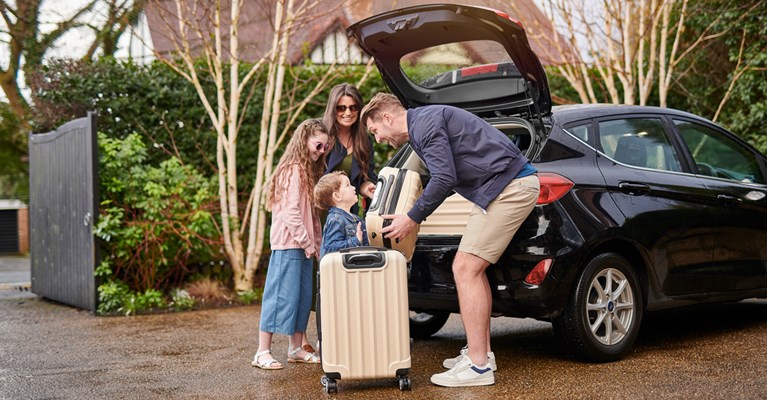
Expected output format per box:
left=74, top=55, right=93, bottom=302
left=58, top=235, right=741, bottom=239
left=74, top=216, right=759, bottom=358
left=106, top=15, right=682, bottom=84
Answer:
left=305, top=247, right=316, bottom=260
left=356, top=222, right=363, bottom=243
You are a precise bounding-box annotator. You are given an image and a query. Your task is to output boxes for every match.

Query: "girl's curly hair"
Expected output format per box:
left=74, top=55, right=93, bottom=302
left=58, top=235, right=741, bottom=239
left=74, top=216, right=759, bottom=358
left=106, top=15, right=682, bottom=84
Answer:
left=267, top=119, right=329, bottom=210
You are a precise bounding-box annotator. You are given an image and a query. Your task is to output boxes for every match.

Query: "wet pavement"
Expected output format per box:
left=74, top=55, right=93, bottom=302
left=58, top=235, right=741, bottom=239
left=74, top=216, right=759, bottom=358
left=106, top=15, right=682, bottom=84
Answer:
left=0, top=255, right=31, bottom=295
left=1, top=256, right=767, bottom=399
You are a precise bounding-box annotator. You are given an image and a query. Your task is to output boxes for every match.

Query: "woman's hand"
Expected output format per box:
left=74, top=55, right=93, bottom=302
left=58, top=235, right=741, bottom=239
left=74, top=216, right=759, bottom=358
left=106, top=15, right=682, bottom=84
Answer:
left=361, top=181, right=376, bottom=198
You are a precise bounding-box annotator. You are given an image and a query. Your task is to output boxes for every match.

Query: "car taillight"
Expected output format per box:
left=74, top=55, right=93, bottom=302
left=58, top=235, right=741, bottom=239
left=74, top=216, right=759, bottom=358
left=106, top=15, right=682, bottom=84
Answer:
left=524, top=259, right=552, bottom=285
left=537, top=172, right=574, bottom=205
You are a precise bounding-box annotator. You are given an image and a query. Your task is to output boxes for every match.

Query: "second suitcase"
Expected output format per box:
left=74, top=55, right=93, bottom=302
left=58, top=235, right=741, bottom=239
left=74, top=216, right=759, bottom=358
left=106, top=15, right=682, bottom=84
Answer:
left=365, top=166, right=423, bottom=261
left=318, top=247, right=411, bottom=392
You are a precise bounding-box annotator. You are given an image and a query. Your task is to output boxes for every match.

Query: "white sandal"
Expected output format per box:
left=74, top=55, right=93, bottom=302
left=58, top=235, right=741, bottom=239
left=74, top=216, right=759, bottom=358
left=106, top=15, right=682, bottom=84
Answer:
left=251, top=350, right=283, bottom=370
left=287, top=346, right=321, bottom=364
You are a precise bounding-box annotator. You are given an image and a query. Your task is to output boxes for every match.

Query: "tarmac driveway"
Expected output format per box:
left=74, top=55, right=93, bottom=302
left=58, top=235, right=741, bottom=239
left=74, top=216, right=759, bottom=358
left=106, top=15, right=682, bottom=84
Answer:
left=2, top=288, right=767, bottom=399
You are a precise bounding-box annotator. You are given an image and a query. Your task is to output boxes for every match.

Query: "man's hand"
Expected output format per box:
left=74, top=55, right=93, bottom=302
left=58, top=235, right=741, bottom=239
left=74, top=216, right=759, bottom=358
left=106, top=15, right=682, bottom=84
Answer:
left=380, top=214, right=416, bottom=241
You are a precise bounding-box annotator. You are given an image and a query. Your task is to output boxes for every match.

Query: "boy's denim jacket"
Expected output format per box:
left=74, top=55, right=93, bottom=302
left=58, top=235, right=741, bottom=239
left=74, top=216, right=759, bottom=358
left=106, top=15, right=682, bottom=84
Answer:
left=319, top=206, right=369, bottom=260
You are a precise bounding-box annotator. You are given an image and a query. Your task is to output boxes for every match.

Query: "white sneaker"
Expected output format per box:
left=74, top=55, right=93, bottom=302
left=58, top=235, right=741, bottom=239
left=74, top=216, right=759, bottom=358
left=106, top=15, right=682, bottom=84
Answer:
left=431, top=356, right=495, bottom=387
left=442, top=345, right=497, bottom=371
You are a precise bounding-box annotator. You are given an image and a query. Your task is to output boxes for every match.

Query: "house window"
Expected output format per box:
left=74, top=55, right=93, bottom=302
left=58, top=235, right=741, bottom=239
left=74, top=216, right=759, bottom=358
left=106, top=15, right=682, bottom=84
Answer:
left=309, top=29, right=370, bottom=65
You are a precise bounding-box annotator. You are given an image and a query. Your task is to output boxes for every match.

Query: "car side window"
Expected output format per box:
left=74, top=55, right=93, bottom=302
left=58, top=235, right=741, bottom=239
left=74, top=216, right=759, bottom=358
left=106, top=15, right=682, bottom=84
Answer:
left=598, top=118, right=682, bottom=172
left=565, top=123, right=590, bottom=142
left=673, top=119, right=764, bottom=184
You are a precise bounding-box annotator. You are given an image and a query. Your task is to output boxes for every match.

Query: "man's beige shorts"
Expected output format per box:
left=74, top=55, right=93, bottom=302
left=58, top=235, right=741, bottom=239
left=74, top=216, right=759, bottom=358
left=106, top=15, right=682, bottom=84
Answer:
left=458, top=175, right=540, bottom=264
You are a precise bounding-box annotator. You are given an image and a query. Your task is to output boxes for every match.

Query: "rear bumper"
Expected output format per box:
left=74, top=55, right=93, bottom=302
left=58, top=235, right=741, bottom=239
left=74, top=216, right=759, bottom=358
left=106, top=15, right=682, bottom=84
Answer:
left=409, top=243, right=587, bottom=321
left=407, top=200, right=594, bottom=320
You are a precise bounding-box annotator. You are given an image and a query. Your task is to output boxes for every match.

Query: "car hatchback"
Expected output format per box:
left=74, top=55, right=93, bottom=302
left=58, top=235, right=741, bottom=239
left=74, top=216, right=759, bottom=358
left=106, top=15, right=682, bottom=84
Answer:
left=348, top=3, right=767, bottom=362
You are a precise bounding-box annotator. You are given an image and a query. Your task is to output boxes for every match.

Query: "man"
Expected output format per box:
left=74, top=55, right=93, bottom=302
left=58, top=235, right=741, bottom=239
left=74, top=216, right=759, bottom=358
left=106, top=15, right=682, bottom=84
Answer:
left=361, top=93, right=540, bottom=387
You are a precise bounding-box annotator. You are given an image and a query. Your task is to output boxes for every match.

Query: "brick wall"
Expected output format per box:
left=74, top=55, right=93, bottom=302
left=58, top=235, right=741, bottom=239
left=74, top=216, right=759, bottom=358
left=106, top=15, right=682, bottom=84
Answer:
left=18, top=207, right=28, bottom=254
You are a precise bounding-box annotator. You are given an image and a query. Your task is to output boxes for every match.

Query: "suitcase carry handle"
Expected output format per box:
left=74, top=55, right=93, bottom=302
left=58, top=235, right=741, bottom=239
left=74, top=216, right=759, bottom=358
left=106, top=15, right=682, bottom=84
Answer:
left=338, top=246, right=389, bottom=253
left=368, top=173, right=394, bottom=213
left=343, top=252, right=386, bottom=269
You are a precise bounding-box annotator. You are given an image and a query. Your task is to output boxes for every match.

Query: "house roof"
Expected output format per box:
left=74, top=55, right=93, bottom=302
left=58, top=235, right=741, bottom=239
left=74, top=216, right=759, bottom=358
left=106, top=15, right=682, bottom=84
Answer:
left=0, top=200, right=26, bottom=210
left=145, top=0, right=572, bottom=66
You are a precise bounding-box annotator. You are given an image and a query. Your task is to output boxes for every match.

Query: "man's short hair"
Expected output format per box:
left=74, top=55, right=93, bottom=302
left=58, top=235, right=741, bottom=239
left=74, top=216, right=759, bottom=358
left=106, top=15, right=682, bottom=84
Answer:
left=314, top=171, right=346, bottom=210
left=360, top=92, right=403, bottom=130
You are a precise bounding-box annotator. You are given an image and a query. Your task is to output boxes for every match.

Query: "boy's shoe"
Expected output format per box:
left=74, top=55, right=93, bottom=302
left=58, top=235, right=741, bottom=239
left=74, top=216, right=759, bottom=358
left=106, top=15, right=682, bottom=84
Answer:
left=442, top=345, right=497, bottom=371
left=431, top=356, right=495, bottom=387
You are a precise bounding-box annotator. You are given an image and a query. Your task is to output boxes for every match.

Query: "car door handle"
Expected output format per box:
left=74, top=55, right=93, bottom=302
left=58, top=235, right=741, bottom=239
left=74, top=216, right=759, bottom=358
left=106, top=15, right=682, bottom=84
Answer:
left=717, top=194, right=742, bottom=204
left=618, top=182, right=650, bottom=195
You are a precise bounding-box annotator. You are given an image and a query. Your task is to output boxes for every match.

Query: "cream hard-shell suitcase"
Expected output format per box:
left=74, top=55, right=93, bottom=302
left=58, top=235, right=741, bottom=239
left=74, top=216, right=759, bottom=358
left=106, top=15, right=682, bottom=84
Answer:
left=318, top=247, right=411, bottom=392
left=365, top=167, right=423, bottom=261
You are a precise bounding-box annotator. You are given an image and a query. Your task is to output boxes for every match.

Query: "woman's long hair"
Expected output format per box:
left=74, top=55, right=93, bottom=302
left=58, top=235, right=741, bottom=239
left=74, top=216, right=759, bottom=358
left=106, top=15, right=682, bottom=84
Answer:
left=267, top=119, right=329, bottom=210
left=322, top=83, right=372, bottom=182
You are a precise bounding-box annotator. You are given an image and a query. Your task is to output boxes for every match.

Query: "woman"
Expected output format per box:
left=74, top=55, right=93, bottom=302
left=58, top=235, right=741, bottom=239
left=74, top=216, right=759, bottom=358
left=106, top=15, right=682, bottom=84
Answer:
left=322, top=83, right=377, bottom=215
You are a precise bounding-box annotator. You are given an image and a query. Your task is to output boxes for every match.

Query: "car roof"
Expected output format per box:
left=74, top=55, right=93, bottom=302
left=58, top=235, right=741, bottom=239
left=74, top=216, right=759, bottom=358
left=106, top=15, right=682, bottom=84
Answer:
left=551, top=104, right=709, bottom=125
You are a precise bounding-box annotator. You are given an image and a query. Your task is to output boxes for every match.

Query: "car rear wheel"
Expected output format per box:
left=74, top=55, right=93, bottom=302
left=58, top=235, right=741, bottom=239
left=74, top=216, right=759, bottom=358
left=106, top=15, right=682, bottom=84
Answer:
left=553, top=252, right=643, bottom=362
left=409, top=310, right=450, bottom=338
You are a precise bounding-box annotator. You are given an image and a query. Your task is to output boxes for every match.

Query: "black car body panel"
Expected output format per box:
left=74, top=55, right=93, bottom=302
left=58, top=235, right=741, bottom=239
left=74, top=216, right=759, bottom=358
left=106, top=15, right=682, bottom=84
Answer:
left=406, top=105, right=767, bottom=321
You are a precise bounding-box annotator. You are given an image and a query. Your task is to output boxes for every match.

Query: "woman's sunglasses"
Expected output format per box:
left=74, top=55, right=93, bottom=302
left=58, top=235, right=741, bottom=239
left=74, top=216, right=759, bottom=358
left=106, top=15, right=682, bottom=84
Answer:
left=311, top=140, right=330, bottom=151
left=336, top=104, right=359, bottom=113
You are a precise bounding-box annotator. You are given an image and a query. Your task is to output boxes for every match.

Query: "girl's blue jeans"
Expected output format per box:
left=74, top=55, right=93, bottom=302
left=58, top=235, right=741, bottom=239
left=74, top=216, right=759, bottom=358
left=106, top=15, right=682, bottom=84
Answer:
left=259, top=249, right=313, bottom=336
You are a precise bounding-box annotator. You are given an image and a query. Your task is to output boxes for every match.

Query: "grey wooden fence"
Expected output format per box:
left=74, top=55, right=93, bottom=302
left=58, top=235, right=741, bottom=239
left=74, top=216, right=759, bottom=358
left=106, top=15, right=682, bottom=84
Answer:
left=29, top=112, right=100, bottom=311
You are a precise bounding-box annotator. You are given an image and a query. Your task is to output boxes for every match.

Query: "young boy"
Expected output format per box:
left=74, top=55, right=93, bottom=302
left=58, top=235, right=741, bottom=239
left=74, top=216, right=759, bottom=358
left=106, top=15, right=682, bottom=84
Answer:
left=314, top=171, right=370, bottom=259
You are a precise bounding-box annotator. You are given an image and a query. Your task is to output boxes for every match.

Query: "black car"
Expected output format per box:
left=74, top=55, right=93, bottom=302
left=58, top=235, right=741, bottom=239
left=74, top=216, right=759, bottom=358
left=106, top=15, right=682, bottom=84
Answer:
left=348, top=4, right=767, bottom=362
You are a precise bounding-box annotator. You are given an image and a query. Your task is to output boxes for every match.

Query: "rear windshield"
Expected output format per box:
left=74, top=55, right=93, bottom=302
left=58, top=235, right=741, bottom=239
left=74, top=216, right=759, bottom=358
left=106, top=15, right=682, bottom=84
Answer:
left=399, top=40, right=520, bottom=89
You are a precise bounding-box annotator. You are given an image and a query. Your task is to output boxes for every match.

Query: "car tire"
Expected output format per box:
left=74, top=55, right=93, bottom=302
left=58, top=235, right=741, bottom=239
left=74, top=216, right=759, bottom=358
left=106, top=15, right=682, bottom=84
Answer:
left=553, top=252, right=643, bottom=362
left=409, top=310, right=450, bottom=338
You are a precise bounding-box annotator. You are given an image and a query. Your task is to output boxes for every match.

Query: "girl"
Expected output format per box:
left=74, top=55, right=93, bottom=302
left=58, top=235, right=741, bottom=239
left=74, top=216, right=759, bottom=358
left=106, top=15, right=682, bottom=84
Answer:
left=251, top=119, right=329, bottom=370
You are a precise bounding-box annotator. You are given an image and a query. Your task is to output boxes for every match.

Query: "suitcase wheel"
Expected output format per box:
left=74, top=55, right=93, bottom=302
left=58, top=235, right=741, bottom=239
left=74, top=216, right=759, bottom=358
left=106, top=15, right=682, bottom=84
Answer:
left=398, top=375, right=411, bottom=391
left=321, top=375, right=338, bottom=393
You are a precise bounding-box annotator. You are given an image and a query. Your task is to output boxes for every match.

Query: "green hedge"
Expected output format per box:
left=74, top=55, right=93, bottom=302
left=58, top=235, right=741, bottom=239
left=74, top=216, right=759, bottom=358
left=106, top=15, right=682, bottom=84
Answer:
left=29, top=58, right=389, bottom=187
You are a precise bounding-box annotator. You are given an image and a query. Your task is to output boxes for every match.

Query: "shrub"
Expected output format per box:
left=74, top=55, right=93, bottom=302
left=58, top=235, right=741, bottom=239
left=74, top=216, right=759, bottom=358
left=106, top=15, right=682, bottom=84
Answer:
left=0, top=102, right=28, bottom=201
left=96, top=280, right=132, bottom=314
left=170, top=288, right=196, bottom=311
left=237, top=289, right=263, bottom=305
left=95, top=132, right=221, bottom=292
left=185, top=278, right=233, bottom=305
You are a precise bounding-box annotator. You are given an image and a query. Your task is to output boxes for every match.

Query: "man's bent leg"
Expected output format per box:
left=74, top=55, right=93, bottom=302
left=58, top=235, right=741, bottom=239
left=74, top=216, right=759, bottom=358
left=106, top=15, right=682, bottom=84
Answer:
left=453, top=250, right=492, bottom=367
left=430, top=250, right=495, bottom=387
